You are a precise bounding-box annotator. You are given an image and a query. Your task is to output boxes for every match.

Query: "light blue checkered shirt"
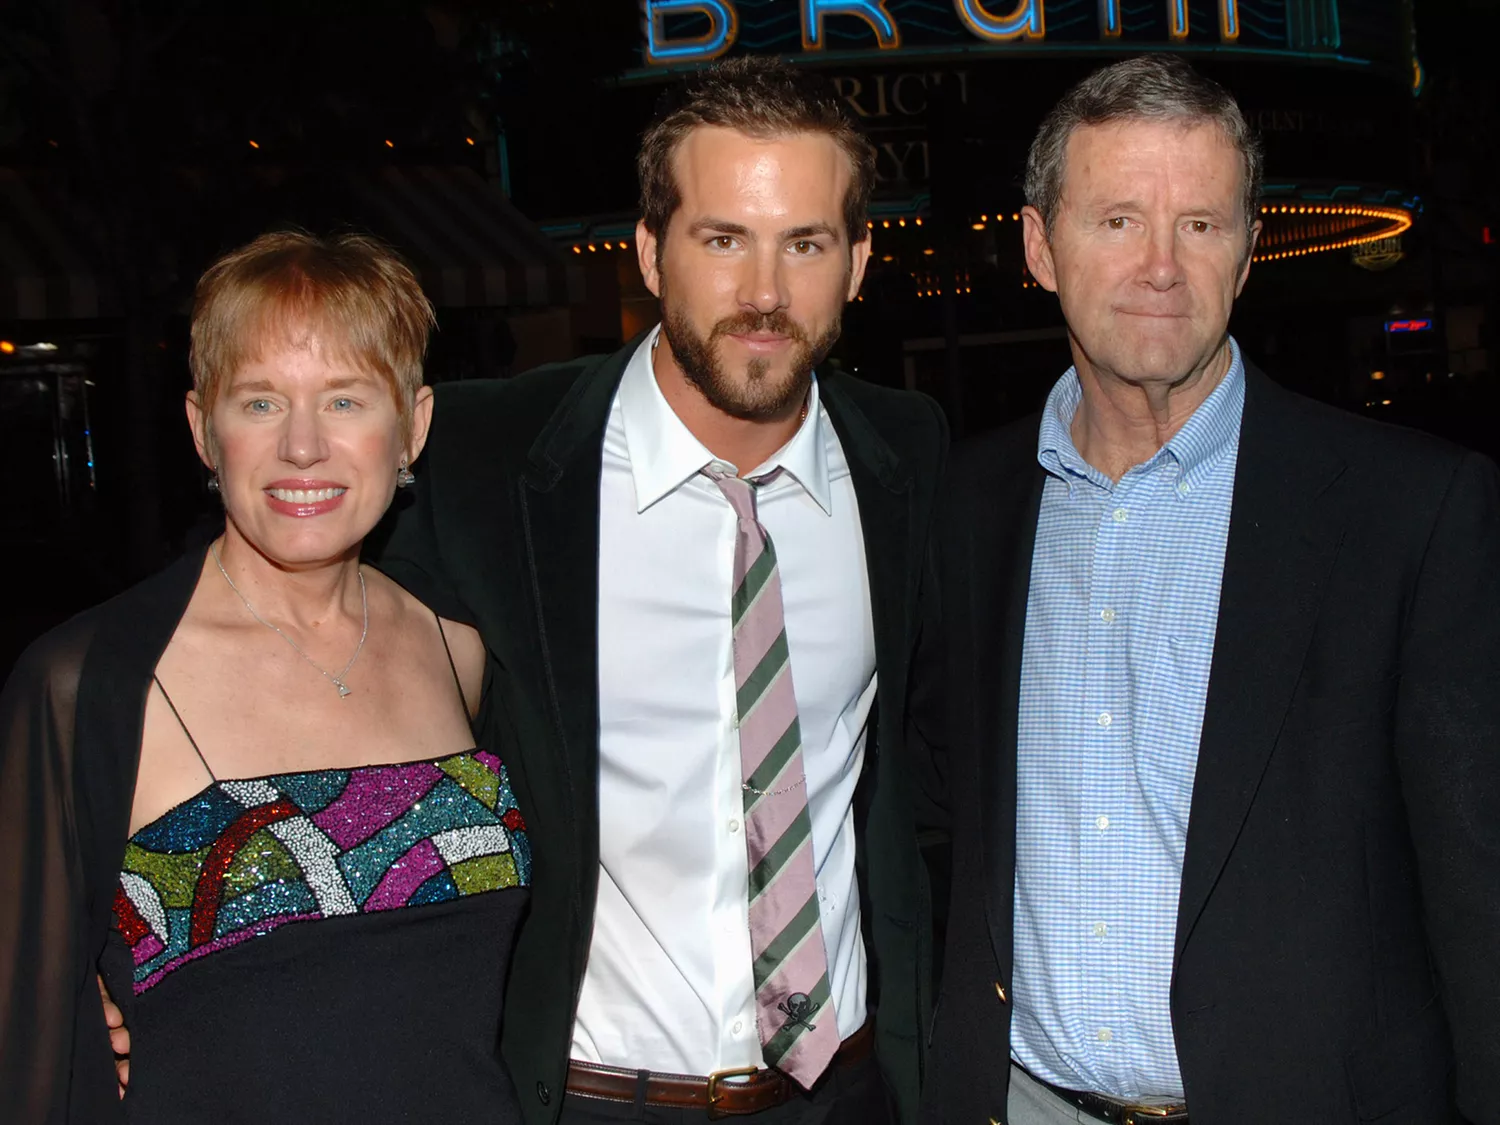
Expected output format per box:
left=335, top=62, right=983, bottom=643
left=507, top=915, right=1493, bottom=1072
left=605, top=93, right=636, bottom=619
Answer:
left=1010, top=340, right=1246, bottom=1099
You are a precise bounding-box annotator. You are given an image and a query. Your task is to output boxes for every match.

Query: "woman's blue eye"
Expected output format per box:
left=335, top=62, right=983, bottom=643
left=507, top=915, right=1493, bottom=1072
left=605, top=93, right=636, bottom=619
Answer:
left=332, top=398, right=354, bottom=410
left=248, top=399, right=272, bottom=413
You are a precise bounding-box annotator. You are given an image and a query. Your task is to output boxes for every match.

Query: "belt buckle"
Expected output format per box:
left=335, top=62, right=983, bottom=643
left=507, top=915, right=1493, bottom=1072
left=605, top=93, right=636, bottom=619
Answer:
left=705, top=1065, right=760, bottom=1120
left=1120, top=1103, right=1188, bottom=1124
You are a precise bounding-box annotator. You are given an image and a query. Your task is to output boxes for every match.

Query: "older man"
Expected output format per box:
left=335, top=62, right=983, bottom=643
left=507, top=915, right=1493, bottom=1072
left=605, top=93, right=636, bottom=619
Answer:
left=917, top=56, right=1499, bottom=1125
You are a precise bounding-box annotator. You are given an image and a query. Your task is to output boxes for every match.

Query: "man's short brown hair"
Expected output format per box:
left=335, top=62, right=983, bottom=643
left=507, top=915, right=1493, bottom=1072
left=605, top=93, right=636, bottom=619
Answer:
left=637, top=56, right=876, bottom=248
left=190, top=230, right=435, bottom=450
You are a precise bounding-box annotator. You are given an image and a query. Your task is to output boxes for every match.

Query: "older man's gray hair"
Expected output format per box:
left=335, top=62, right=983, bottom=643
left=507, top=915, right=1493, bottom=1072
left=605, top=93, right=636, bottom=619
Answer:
left=1025, top=55, right=1263, bottom=251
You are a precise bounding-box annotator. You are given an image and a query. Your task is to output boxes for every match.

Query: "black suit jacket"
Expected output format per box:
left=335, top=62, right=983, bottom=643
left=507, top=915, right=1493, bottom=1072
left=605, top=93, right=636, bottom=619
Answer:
left=917, top=364, right=1500, bottom=1125
left=367, top=341, right=948, bottom=1124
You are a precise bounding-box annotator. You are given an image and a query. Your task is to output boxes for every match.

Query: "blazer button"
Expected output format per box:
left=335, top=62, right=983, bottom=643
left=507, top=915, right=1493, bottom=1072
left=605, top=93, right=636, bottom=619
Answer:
left=536, top=1080, right=551, bottom=1105
left=995, top=982, right=1008, bottom=1003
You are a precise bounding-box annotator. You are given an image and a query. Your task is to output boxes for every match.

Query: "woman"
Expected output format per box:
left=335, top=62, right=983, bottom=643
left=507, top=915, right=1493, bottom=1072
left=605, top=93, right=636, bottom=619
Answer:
left=0, top=232, right=529, bottom=1123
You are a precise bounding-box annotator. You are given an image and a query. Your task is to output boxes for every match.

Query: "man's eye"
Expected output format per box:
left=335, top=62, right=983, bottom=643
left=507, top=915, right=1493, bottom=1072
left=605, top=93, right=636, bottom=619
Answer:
left=1189, top=220, right=1212, bottom=234
left=791, top=239, right=817, bottom=255
left=248, top=399, right=273, bottom=413
left=1106, top=217, right=1128, bottom=231
left=712, top=235, right=736, bottom=250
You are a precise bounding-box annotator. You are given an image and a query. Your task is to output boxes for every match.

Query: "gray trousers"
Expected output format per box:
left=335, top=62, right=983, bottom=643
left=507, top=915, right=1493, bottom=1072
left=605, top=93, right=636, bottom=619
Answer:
left=1004, top=1064, right=1095, bottom=1125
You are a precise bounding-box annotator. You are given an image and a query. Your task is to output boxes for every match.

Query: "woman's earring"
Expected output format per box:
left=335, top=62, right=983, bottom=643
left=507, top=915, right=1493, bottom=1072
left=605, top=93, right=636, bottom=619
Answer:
left=396, top=458, right=416, bottom=488
left=207, top=471, right=221, bottom=493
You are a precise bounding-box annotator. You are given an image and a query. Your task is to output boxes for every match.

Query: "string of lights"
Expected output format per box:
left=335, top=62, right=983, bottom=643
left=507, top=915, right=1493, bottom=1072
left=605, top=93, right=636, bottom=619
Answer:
left=559, top=200, right=1417, bottom=285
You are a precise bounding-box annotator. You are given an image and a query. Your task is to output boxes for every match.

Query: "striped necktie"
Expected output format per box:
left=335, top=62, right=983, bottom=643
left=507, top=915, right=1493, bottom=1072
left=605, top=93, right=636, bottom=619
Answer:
left=703, top=465, right=840, bottom=1089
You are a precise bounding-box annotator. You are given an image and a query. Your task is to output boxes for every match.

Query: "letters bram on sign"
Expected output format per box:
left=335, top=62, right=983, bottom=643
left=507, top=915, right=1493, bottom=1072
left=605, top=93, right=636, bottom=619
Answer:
left=642, top=0, right=1245, bottom=66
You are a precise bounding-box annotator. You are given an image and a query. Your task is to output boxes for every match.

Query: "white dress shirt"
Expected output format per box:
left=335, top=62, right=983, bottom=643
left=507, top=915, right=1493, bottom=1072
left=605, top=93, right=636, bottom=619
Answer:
left=571, top=326, right=875, bottom=1074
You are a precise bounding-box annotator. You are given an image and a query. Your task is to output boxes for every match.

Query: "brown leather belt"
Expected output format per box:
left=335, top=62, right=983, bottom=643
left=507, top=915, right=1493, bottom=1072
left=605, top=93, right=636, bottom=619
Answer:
left=1028, top=1069, right=1189, bottom=1125
left=565, top=1021, right=875, bottom=1119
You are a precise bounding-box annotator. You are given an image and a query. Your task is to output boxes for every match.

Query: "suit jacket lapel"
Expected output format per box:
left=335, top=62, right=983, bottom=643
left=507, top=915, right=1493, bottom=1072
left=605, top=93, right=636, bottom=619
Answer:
left=516, top=343, right=634, bottom=854
left=820, top=376, right=912, bottom=711
left=1175, top=365, right=1348, bottom=962
left=979, top=456, right=1044, bottom=973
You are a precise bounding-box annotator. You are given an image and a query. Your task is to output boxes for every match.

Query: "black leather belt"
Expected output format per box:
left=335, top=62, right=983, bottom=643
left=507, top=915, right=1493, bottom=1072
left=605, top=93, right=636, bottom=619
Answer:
left=1026, top=1069, right=1189, bottom=1125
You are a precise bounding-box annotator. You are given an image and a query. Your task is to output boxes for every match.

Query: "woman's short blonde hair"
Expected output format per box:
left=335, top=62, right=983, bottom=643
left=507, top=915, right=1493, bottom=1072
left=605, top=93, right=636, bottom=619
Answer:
left=189, top=230, right=435, bottom=448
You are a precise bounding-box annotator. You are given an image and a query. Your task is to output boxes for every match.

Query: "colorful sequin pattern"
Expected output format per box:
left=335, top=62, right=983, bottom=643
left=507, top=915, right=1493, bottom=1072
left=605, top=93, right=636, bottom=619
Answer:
left=113, top=752, right=530, bottom=994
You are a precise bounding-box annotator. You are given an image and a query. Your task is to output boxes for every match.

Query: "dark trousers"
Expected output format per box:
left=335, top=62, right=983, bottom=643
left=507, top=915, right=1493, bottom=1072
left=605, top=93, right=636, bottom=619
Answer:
left=557, top=1054, right=895, bottom=1125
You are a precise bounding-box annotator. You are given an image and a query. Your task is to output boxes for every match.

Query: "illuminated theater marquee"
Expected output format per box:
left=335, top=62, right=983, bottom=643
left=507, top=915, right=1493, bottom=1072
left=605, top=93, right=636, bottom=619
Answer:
left=641, top=0, right=1370, bottom=66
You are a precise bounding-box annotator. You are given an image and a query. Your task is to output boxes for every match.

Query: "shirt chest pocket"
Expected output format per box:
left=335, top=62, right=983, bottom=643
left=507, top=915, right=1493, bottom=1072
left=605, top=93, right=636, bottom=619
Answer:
left=1136, top=631, right=1216, bottom=815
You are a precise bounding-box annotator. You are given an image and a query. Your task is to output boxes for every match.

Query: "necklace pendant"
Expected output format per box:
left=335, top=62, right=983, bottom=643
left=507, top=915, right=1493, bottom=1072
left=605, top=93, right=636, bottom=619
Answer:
left=211, top=546, right=369, bottom=700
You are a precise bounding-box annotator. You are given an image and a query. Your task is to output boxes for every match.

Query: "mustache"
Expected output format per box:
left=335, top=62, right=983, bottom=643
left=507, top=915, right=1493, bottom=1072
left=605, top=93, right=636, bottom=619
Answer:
left=709, top=311, right=808, bottom=344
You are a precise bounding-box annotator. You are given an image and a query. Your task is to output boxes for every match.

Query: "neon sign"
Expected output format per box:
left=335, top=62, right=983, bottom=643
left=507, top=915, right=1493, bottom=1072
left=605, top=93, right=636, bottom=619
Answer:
left=953, top=0, right=1043, bottom=42
left=1385, top=319, right=1432, bottom=333
left=802, top=0, right=900, bottom=50
left=1098, top=0, right=1239, bottom=40
left=643, top=0, right=739, bottom=62
left=642, top=0, right=1249, bottom=65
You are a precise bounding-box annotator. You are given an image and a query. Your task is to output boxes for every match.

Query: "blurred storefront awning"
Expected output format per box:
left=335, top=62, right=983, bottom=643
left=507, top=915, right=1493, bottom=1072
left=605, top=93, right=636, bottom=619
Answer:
left=346, top=166, right=586, bottom=309
left=0, top=170, right=115, bottom=321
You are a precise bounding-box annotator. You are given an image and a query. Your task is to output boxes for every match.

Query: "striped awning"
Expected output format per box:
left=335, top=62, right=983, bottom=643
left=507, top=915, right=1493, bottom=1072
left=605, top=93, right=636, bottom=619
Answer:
left=346, top=166, right=586, bottom=309
left=0, top=170, right=114, bottom=321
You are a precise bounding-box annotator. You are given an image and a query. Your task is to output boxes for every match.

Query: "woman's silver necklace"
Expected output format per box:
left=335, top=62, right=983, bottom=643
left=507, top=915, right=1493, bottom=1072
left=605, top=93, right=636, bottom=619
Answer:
left=210, top=544, right=368, bottom=698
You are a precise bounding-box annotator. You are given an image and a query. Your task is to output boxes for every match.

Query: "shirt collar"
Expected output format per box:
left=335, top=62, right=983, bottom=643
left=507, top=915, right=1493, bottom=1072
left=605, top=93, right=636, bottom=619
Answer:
left=1164, top=337, right=1245, bottom=487
left=1037, top=336, right=1247, bottom=490
left=617, top=324, right=833, bottom=515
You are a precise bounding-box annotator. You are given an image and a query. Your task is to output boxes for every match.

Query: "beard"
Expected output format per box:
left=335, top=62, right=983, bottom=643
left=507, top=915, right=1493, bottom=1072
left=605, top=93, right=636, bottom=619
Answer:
left=660, top=298, right=843, bottom=422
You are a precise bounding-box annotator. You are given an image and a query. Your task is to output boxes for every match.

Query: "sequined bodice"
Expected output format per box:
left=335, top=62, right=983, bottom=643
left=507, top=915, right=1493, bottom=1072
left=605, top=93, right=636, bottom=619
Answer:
left=113, top=750, right=530, bottom=994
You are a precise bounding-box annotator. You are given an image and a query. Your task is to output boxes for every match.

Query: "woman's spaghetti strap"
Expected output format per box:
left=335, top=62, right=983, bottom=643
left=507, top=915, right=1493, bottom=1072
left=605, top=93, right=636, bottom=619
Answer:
left=152, top=675, right=217, bottom=781
left=434, top=614, right=471, bottom=717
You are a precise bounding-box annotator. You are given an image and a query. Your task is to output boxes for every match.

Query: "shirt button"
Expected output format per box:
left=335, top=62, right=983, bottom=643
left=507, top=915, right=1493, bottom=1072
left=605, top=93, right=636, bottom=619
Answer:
left=728, top=818, right=741, bottom=834
left=1097, top=1028, right=1113, bottom=1044
left=1095, top=815, right=1110, bottom=830
left=1093, top=922, right=1109, bottom=938
left=1099, top=608, right=1117, bottom=624
left=732, top=1019, right=744, bottom=1034
left=1112, top=507, right=1128, bottom=523
left=1097, top=711, right=1112, bottom=727
left=1178, top=481, right=1192, bottom=495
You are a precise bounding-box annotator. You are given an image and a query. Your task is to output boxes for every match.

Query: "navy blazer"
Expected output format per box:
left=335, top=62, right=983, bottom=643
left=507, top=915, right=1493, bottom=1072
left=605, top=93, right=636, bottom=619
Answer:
left=917, top=364, right=1500, bottom=1124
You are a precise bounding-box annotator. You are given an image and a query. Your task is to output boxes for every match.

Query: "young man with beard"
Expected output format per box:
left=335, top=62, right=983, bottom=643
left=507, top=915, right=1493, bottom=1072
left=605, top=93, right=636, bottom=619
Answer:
left=369, top=58, right=946, bottom=1124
